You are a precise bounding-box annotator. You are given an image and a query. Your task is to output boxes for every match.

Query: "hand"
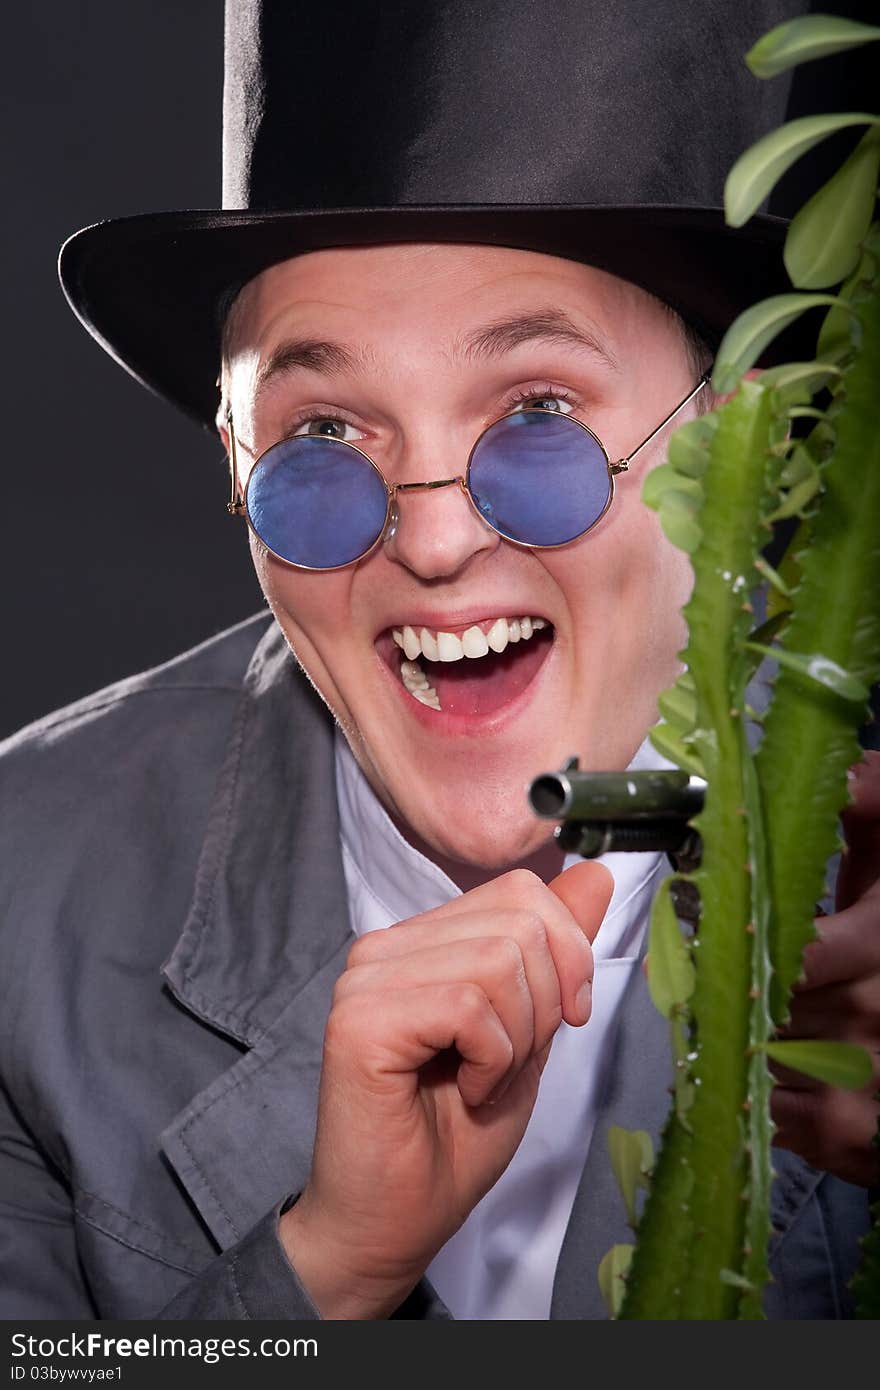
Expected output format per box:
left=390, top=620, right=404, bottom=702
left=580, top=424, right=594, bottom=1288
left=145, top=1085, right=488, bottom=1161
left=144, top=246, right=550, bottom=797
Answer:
left=280, top=861, right=613, bottom=1318
left=771, top=750, right=880, bottom=1187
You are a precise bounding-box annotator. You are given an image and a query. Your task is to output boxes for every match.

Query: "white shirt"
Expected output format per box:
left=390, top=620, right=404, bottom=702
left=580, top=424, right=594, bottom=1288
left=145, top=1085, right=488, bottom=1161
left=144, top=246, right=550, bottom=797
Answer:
left=334, top=730, right=670, bottom=1319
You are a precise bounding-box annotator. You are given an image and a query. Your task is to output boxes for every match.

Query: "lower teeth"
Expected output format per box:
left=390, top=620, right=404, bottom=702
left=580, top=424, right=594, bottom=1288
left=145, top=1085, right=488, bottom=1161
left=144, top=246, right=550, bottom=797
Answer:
left=400, top=657, right=441, bottom=709
left=413, top=688, right=441, bottom=710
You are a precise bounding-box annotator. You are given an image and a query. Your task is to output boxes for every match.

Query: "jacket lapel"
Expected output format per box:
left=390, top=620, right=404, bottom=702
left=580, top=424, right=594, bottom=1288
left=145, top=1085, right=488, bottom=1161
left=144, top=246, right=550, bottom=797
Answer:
left=161, top=939, right=351, bottom=1247
left=550, top=961, right=670, bottom=1318
left=160, top=622, right=354, bottom=1248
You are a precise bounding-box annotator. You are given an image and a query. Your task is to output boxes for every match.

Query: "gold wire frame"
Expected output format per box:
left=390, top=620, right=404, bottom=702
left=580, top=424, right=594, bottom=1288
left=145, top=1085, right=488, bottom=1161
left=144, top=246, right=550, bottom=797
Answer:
left=225, top=372, right=710, bottom=570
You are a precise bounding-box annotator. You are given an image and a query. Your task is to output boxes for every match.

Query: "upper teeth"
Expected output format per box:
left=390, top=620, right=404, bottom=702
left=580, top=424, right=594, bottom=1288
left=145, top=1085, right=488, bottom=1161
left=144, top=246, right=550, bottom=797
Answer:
left=392, top=616, right=548, bottom=663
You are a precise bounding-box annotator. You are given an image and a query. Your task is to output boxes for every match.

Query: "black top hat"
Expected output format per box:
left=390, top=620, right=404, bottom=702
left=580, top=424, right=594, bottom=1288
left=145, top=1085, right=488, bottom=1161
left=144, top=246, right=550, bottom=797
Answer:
left=60, top=0, right=827, bottom=429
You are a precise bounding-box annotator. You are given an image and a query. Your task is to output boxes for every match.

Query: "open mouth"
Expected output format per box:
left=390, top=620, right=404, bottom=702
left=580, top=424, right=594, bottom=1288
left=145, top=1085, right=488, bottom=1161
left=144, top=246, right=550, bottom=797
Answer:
left=380, top=616, right=554, bottom=718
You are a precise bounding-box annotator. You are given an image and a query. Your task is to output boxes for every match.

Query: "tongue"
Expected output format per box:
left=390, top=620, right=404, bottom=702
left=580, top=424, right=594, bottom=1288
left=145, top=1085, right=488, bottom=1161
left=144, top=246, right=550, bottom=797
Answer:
left=426, top=631, right=552, bottom=716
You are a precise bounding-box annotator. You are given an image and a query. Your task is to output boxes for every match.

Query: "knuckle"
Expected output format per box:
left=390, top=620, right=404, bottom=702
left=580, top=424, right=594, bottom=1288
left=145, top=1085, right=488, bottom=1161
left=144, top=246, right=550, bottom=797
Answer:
left=848, top=979, right=880, bottom=1033
left=453, top=981, right=492, bottom=1025
left=511, top=909, right=551, bottom=956
left=330, top=973, right=352, bottom=1006
left=324, top=992, right=371, bottom=1048
left=484, top=933, right=527, bottom=978
left=332, top=958, right=376, bottom=1004
left=322, top=1004, right=351, bottom=1057
left=501, top=867, right=545, bottom=904
left=345, top=933, right=378, bottom=968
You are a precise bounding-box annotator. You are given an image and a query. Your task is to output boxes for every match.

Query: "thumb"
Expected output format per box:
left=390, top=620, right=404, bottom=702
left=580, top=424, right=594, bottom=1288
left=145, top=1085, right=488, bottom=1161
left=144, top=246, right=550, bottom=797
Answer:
left=548, top=860, right=614, bottom=944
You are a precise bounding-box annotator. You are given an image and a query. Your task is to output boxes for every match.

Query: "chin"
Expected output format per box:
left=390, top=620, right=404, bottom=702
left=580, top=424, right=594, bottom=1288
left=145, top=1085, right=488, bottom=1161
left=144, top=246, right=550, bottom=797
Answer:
left=398, top=794, right=557, bottom=872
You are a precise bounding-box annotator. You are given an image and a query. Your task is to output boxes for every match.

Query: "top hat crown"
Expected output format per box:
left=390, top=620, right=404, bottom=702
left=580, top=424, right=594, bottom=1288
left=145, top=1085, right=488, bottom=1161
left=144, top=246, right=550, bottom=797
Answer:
left=60, top=0, right=835, bottom=427
left=223, top=0, right=797, bottom=211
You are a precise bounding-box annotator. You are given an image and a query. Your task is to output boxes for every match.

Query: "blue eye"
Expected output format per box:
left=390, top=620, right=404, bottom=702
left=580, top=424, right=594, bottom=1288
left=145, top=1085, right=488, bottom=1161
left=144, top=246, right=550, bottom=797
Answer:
left=519, top=395, right=573, bottom=414
left=293, top=416, right=361, bottom=441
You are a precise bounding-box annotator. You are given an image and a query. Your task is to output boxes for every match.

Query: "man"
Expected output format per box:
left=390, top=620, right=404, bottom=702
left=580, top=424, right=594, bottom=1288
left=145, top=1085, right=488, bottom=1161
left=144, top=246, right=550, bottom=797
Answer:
left=1, top=0, right=877, bottom=1319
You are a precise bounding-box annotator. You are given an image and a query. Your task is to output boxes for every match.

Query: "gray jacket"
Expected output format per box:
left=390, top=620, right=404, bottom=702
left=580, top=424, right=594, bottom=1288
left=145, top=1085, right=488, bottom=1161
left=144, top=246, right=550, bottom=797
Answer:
left=0, top=614, right=869, bottom=1320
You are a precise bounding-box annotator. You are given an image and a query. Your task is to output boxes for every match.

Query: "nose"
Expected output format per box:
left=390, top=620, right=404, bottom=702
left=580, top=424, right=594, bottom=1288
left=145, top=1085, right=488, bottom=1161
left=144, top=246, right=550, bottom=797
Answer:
left=382, top=473, right=500, bottom=579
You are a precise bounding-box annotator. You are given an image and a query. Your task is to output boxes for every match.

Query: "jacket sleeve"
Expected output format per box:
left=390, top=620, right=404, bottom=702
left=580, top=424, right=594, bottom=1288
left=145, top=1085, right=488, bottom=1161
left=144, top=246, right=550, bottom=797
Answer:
left=0, top=1090, right=446, bottom=1321
left=153, top=1200, right=450, bottom=1317
left=0, top=1093, right=317, bottom=1321
left=0, top=1081, right=98, bottom=1318
left=155, top=1199, right=323, bottom=1319
left=156, top=1199, right=452, bottom=1320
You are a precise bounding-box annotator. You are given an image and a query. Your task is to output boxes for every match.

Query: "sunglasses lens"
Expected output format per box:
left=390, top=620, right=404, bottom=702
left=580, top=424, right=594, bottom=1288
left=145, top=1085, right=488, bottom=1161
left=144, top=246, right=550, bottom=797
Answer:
left=468, top=411, right=611, bottom=545
left=246, top=437, right=389, bottom=568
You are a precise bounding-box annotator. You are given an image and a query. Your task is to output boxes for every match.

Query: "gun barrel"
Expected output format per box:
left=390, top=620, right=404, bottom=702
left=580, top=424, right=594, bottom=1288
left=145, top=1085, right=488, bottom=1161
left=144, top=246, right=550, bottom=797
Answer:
left=528, top=768, right=706, bottom=822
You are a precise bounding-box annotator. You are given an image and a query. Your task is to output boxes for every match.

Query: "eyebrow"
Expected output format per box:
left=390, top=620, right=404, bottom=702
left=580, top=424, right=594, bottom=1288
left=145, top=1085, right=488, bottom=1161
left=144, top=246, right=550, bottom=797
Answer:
left=254, top=338, right=374, bottom=403
left=253, top=305, right=619, bottom=404
left=458, top=308, right=620, bottom=371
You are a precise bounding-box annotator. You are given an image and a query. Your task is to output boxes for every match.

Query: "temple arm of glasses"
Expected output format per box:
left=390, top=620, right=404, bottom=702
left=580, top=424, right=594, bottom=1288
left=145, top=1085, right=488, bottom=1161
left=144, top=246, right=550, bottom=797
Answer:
left=612, top=369, right=713, bottom=474
left=225, top=410, right=247, bottom=516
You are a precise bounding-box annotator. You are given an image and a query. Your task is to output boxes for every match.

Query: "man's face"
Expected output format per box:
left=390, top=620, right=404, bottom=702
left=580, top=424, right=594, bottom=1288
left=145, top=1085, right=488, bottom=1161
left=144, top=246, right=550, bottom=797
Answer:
left=222, top=244, right=697, bottom=872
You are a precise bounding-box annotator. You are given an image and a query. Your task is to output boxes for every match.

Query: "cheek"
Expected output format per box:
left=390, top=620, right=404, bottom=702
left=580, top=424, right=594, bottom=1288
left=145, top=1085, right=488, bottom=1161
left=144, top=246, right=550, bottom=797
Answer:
left=557, top=501, right=692, bottom=689
left=614, top=512, right=693, bottom=683
left=251, top=540, right=354, bottom=669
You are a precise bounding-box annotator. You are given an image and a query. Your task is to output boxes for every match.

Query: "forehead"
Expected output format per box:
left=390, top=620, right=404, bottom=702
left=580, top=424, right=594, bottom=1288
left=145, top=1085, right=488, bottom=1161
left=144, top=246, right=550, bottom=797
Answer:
left=226, top=243, right=673, bottom=365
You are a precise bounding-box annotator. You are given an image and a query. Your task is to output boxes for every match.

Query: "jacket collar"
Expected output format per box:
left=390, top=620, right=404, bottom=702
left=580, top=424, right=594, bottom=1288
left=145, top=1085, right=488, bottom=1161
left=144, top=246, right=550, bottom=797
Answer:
left=160, top=620, right=358, bottom=1248
left=162, top=619, right=352, bottom=1048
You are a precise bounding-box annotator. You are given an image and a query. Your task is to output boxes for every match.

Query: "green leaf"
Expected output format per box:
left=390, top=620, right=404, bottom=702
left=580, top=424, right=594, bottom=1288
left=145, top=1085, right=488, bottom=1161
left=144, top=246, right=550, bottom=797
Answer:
left=608, top=1126, right=654, bottom=1227
left=719, top=1267, right=759, bottom=1292
left=765, top=1040, right=874, bottom=1090
left=598, top=1244, right=634, bottom=1318
left=766, top=584, right=794, bottom=622
left=768, top=474, right=822, bottom=522
left=649, top=722, right=706, bottom=778
left=746, top=14, right=880, bottom=77
left=743, top=642, right=869, bottom=702
left=657, top=679, right=697, bottom=734
left=667, top=414, right=719, bottom=478
left=785, top=129, right=880, bottom=289
left=799, top=418, right=837, bottom=466
left=724, top=113, right=878, bottom=227
left=745, top=612, right=790, bottom=668
left=758, top=360, right=842, bottom=410
left=713, top=295, right=847, bottom=393
left=767, top=452, right=822, bottom=521
left=656, top=489, right=703, bottom=553
left=780, top=442, right=818, bottom=487
left=641, top=463, right=702, bottom=510
left=647, top=879, right=695, bottom=1019
left=816, top=254, right=870, bottom=361
left=754, top=554, right=795, bottom=597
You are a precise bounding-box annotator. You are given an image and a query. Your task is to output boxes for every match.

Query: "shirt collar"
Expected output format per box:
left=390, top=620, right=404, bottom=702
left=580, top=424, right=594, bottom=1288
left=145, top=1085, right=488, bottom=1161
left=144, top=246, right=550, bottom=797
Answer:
left=335, top=731, right=460, bottom=922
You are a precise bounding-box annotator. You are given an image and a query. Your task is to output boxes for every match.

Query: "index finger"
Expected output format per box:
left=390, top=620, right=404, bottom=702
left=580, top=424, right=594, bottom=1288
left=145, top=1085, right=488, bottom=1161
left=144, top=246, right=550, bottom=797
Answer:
left=352, top=863, right=613, bottom=1025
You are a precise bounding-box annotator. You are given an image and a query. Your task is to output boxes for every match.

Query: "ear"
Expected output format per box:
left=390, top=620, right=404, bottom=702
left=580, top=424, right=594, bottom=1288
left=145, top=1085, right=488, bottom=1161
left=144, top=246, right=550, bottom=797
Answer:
left=215, top=402, right=231, bottom=455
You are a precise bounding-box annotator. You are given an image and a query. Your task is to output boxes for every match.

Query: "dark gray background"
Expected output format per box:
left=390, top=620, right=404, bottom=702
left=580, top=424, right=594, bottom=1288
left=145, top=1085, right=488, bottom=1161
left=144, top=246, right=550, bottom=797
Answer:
left=3, top=2, right=877, bottom=742
left=4, top=3, right=259, bottom=740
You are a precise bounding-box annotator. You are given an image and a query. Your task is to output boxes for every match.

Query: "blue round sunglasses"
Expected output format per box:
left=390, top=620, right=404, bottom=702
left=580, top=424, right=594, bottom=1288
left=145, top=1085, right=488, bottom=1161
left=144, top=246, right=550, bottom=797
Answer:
left=226, top=374, right=710, bottom=571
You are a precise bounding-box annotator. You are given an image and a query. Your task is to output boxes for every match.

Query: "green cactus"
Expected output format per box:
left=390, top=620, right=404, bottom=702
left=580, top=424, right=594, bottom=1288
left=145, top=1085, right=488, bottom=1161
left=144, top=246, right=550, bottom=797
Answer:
left=605, top=13, right=880, bottom=1320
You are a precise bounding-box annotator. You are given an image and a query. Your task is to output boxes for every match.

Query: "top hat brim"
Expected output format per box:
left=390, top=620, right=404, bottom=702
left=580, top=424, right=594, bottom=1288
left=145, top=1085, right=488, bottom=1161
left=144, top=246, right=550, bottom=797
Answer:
left=60, top=204, right=796, bottom=430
